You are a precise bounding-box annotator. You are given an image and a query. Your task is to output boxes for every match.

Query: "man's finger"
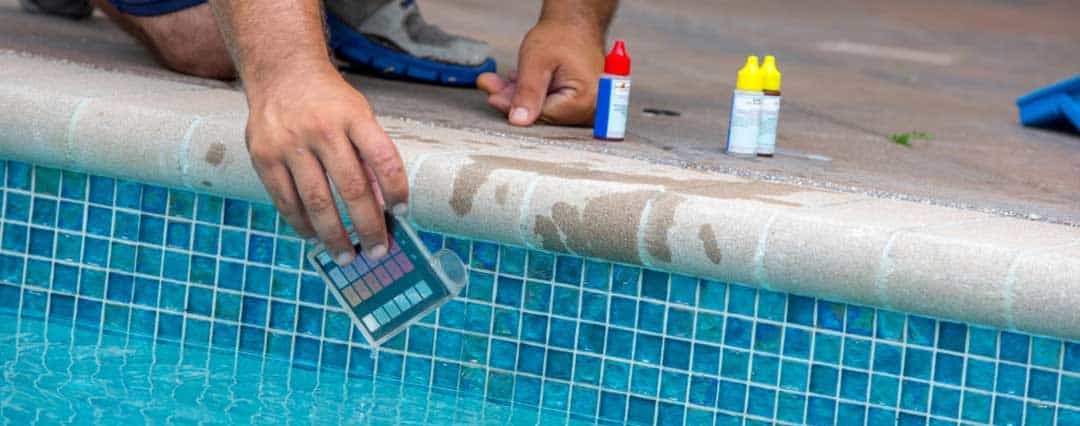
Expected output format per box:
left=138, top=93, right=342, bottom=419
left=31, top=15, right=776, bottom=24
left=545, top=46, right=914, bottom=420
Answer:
left=315, top=139, right=388, bottom=259
left=476, top=72, right=506, bottom=96
left=347, top=120, right=410, bottom=217
left=286, top=150, right=354, bottom=265
left=253, top=161, right=317, bottom=239
left=508, top=52, right=554, bottom=126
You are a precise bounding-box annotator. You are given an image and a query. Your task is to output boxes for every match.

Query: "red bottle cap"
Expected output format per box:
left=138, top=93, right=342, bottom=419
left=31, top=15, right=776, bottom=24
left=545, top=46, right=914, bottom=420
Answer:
left=604, top=40, right=631, bottom=76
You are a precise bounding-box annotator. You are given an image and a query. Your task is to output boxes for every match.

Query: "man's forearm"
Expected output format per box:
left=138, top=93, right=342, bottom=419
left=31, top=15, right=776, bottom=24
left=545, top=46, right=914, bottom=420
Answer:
left=208, top=0, right=334, bottom=97
left=539, top=0, right=619, bottom=38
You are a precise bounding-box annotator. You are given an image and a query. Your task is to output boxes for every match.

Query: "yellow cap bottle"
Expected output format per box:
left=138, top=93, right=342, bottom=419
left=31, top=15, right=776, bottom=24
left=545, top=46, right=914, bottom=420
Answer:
left=761, top=55, right=782, bottom=92
left=735, top=56, right=763, bottom=91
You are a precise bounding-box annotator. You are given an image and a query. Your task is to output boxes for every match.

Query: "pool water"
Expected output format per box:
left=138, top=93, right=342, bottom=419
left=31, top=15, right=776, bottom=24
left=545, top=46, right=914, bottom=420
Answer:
left=0, top=309, right=590, bottom=425
left=0, top=160, right=1078, bottom=425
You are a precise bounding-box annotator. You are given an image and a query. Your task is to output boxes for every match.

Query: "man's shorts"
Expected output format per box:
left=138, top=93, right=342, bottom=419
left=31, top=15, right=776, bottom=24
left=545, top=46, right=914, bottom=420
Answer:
left=108, top=0, right=206, bottom=16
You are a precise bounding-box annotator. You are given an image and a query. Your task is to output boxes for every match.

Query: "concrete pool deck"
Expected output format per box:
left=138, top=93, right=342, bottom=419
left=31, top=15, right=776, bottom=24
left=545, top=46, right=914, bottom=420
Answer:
left=1, top=1, right=1078, bottom=340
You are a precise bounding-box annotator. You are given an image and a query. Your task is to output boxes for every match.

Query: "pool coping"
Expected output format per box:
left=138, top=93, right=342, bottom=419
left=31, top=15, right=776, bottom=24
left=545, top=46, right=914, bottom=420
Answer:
left=2, top=51, right=1078, bottom=341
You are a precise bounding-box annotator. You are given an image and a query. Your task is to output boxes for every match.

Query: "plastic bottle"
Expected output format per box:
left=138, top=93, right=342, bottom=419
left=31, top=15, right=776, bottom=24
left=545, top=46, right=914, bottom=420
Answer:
left=594, top=40, right=632, bottom=141
left=757, top=55, right=782, bottom=157
left=724, top=56, right=763, bottom=156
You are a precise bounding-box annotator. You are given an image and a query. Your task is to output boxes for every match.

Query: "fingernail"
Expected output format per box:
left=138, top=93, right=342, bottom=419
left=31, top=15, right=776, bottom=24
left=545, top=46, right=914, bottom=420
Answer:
left=391, top=203, right=408, bottom=216
left=510, top=107, right=529, bottom=124
left=334, top=251, right=355, bottom=266
left=366, top=244, right=387, bottom=260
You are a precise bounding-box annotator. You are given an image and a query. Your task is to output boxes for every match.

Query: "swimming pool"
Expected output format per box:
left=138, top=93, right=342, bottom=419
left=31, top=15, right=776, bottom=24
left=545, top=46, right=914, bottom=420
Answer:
left=0, top=160, right=1078, bottom=425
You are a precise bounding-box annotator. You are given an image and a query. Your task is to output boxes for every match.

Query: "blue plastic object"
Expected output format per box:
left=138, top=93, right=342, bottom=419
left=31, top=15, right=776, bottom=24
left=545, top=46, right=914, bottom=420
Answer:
left=326, top=13, right=496, bottom=87
left=1016, top=75, right=1080, bottom=133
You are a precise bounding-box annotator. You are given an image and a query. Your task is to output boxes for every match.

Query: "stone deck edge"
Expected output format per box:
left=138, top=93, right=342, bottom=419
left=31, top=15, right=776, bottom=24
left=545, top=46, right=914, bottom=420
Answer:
left=2, top=52, right=1078, bottom=340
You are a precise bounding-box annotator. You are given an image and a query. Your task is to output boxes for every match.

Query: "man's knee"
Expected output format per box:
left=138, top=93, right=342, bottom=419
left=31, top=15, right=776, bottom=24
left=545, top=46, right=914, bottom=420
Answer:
left=94, top=1, right=235, bottom=79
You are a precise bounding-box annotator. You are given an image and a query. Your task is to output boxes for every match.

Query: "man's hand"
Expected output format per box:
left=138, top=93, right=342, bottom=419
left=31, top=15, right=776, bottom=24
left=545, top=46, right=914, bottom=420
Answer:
left=478, top=1, right=616, bottom=127
left=209, top=0, right=408, bottom=265
left=246, top=68, right=408, bottom=265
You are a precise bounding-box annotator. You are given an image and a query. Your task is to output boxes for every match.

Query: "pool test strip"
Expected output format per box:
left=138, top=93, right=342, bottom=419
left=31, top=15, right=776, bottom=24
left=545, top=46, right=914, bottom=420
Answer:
left=307, top=215, right=465, bottom=347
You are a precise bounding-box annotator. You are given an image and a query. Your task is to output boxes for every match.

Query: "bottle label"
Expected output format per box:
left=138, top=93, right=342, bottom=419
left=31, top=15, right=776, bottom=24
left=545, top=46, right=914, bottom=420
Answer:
left=726, top=90, right=761, bottom=154
left=757, top=95, right=781, bottom=154
left=594, top=77, right=631, bottom=139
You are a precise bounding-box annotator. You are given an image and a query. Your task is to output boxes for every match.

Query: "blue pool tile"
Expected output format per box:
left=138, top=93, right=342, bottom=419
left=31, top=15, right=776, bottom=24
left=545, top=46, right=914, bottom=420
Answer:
left=610, top=264, right=639, bottom=296
left=839, top=369, right=868, bottom=402
left=184, top=318, right=210, bottom=347
left=1067, top=342, right=1080, bottom=373
left=777, top=391, right=806, bottom=424
left=717, top=379, right=746, bottom=412
left=551, top=286, right=579, bottom=318
left=598, top=391, right=626, bottom=422
left=495, top=275, right=523, bottom=307
left=784, top=327, right=811, bottom=359
left=836, top=402, right=865, bottom=426
left=88, top=176, right=115, bottom=205
left=816, top=301, right=845, bottom=332
left=0, top=255, right=23, bottom=284
left=56, top=201, right=83, bottom=231
left=1060, top=375, right=1080, bottom=406
left=444, top=237, right=470, bottom=265
left=667, top=274, right=696, bottom=306
left=1027, top=368, right=1057, bottom=402
left=74, top=298, right=101, bottom=327
left=186, top=286, right=213, bottom=316
left=4, top=192, right=30, bottom=222
left=33, top=167, right=60, bottom=195
left=157, top=312, right=182, bottom=341
left=688, top=375, right=718, bottom=406
left=135, top=246, right=162, bottom=276
left=461, top=334, right=487, bottom=364
left=292, top=335, right=319, bottom=366
left=810, top=364, right=839, bottom=396
left=965, top=358, right=995, bottom=391
left=240, top=296, right=267, bottom=326
left=546, top=349, right=573, bottom=380
left=108, top=242, right=135, bottom=272
left=219, top=229, right=246, bottom=259
left=6, top=162, right=31, bottom=190
left=904, top=348, right=932, bottom=381
left=666, top=307, right=692, bottom=338
left=870, top=374, right=899, bottom=407
left=727, top=284, right=756, bottom=316
left=27, top=227, right=54, bottom=257
left=140, top=185, right=168, bottom=214
left=637, top=301, right=664, bottom=334
left=467, top=271, right=495, bottom=302
left=517, top=343, right=545, bottom=375
left=663, top=338, right=690, bottom=370
left=581, top=259, right=609, bottom=290
left=130, top=308, right=156, bottom=336
left=694, top=311, right=722, bottom=344
left=521, top=313, right=548, bottom=343
left=52, top=263, right=78, bottom=294
left=993, top=396, right=1023, bottom=426
left=723, top=316, right=752, bottom=349
left=469, top=241, right=497, bottom=271
left=269, top=301, right=295, bottom=331
left=189, top=255, right=216, bottom=285
left=787, top=295, right=815, bottom=326
left=31, top=197, right=57, bottom=226
left=627, top=396, right=655, bottom=424
left=296, top=305, right=323, bottom=337
left=2, top=223, right=27, bottom=252
left=242, top=265, right=270, bottom=296
left=464, top=302, right=491, bottom=334
left=814, top=332, right=841, bottom=364
left=697, top=279, right=726, bottom=311
left=196, top=194, right=223, bottom=223
left=298, top=274, right=324, bottom=305
left=843, top=306, right=873, bottom=336
left=640, top=269, right=668, bottom=301
left=930, top=386, right=960, bottom=419
left=934, top=352, right=964, bottom=385
left=653, top=371, right=685, bottom=402
left=755, top=289, right=785, bottom=322
left=842, top=337, right=871, bottom=369
left=492, top=307, right=518, bottom=338
left=192, top=224, right=220, bottom=255
left=900, top=379, right=929, bottom=412
left=937, top=321, right=967, bottom=352
left=115, top=181, right=142, bottom=209
left=609, top=296, right=636, bottom=328
left=25, top=259, right=50, bottom=287
left=1000, top=331, right=1030, bottom=363
left=1026, top=403, right=1054, bottom=426
left=907, top=315, right=936, bottom=347
left=746, top=386, right=775, bottom=418
left=515, top=375, right=541, bottom=406
left=751, top=354, right=779, bottom=385
left=112, top=211, right=138, bottom=241
left=721, top=348, right=749, bottom=380
left=807, top=396, right=836, bottom=425
left=132, top=277, right=159, bottom=307
left=897, top=412, right=926, bottom=426
left=270, top=270, right=296, bottom=300
left=631, top=333, right=659, bottom=364
left=212, top=260, right=242, bottom=292
left=526, top=250, right=555, bottom=281
left=48, top=293, right=74, bottom=320
left=55, top=232, right=81, bottom=262
left=159, top=281, right=187, bottom=312
left=602, top=359, right=629, bottom=391
left=523, top=280, right=550, bottom=311
left=136, top=215, right=163, bottom=245
left=631, top=364, right=659, bottom=396
left=223, top=199, right=249, bottom=227
left=1030, top=337, right=1061, bottom=369
left=573, top=354, right=601, bottom=385
left=873, top=343, right=902, bottom=375
left=570, top=385, right=598, bottom=417
left=549, top=317, right=575, bottom=349
left=1061, top=408, right=1080, bottom=425
left=214, top=292, right=240, bottom=322
left=542, top=380, right=570, bottom=411
left=246, top=234, right=274, bottom=264
left=495, top=245, right=524, bottom=277
left=249, top=203, right=276, bottom=232
left=106, top=272, right=134, bottom=303
left=78, top=268, right=104, bottom=298
left=20, top=289, right=48, bottom=318
left=996, top=363, right=1027, bottom=396
left=961, top=391, right=991, bottom=422
left=657, top=402, right=683, bottom=426
left=555, top=255, right=583, bottom=285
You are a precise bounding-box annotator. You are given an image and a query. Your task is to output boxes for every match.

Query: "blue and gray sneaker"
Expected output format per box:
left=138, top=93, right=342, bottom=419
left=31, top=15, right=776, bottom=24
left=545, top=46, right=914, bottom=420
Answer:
left=325, top=0, right=496, bottom=86
left=19, top=0, right=92, bottom=20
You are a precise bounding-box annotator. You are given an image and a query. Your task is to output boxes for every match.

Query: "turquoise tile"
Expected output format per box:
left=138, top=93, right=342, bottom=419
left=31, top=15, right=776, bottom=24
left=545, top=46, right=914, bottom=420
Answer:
left=1065, top=342, right=1080, bottom=373
left=753, top=322, right=781, bottom=354
left=777, top=391, right=806, bottom=424
left=88, top=176, right=115, bottom=205
left=632, top=332, right=659, bottom=364
left=666, top=307, right=692, bottom=338
left=522, top=280, right=549, bottom=311
left=993, top=396, right=1023, bottom=425
left=195, top=194, right=223, bottom=223
left=900, top=379, right=929, bottom=412
left=995, top=363, right=1026, bottom=396
left=747, top=386, right=775, bottom=418
left=717, top=379, right=746, bottom=412
left=845, top=306, right=873, bottom=336
left=810, top=364, right=839, bottom=396
left=527, top=250, right=554, bottom=281
left=554, top=255, right=583, bottom=285
left=787, top=295, right=814, bottom=326
left=5, top=192, right=30, bottom=222
left=688, top=375, right=717, bottom=406
left=641, top=269, right=668, bottom=301
left=1027, top=368, right=1057, bottom=402
left=721, top=348, right=749, bottom=380
left=33, top=166, right=60, bottom=195
left=31, top=197, right=57, bottom=226
left=56, top=201, right=83, bottom=231
left=135, top=277, right=162, bottom=308
left=610, top=264, right=639, bottom=296
left=140, top=185, right=168, bottom=214
left=167, top=189, right=195, bottom=219
left=836, top=402, right=865, bottom=426
left=934, top=352, right=964, bottom=386
left=870, top=375, right=899, bottom=407
left=470, top=241, right=498, bottom=271
left=5, top=162, right=31, bottom=191
left=223, top=199, right=249, bottom=227
left=907, top=315, right=936, bottom=347
left=813, top=332, right=841, bottom=364
left=757, top=289, right=786, bottom=321
left=249, top=203, right=276, bottom=232
left=551, top=286, right=579, bottom=318
left=784, top=327, right=811, bottom=359
left=1030, top=337, right=1061, bottom=369
left=727, top=284, right=755, bottom=316
left=842, top=337, right=871, bottom=369
left=750, top=354, right=779, bottom=386
left=816, top=301, right=845, bottom=332
left=638, top=301, right=664, bottom=333
left=668, top=274, right=696, bottom=306
left=1000, top=332, right=1030, bottom=363
left=499, top=245, right=526, bottom=276
left=904, top=348, right=933, bottom=380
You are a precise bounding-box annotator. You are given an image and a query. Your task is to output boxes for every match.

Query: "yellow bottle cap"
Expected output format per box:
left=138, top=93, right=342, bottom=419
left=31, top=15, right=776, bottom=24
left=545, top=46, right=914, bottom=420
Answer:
left=735, top=56, right=763, bottom=91
left=762, top=55, right=782, bottom=91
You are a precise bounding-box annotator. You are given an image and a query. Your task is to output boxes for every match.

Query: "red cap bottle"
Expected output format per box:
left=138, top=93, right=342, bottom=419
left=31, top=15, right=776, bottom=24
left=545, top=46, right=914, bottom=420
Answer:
left=604, top=40, right=631, bottom=76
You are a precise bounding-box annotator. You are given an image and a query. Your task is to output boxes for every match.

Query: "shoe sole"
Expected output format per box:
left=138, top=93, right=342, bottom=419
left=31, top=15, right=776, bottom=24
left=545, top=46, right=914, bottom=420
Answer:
left=327, top=13, right=496, bottom=87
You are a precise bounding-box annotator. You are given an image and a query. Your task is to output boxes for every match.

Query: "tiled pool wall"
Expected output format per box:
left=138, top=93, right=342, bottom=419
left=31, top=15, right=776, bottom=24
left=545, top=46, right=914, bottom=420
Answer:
left=0, top=159, right=1078, bottom=426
